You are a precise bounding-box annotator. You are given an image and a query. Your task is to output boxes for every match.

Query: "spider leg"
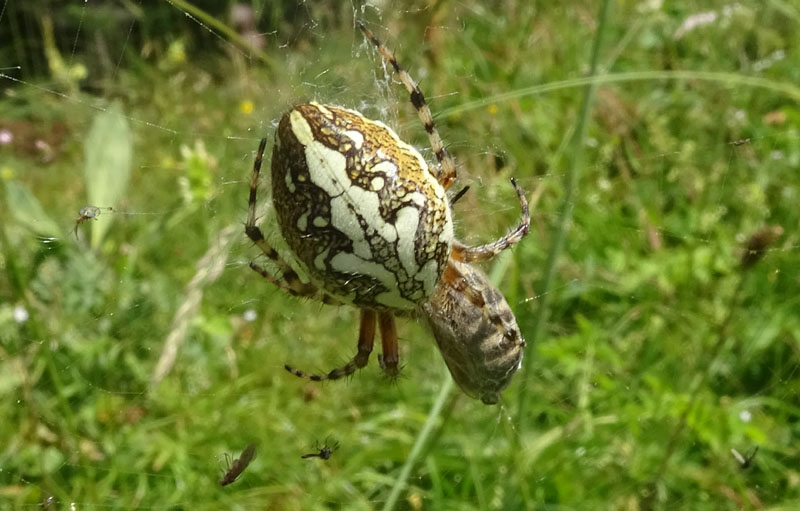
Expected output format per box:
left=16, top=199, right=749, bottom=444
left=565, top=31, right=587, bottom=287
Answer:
left=245, top=138, right=339, bottom=305
left=248, top=262, right=339, bottom=305
left=450, top=178, right=530, bottom=263
left=377, top=312, right=400, bottom=378
left=285, top=309, right=377, bottom=381
left=358, top=22, right=457, bottom=190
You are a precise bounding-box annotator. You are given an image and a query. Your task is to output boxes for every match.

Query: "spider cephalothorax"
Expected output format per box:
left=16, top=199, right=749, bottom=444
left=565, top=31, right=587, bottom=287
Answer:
left=244, top=22, right=529, bottom=402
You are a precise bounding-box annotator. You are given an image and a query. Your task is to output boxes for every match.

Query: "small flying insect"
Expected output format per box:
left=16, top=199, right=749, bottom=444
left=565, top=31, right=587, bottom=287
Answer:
left=301, top=438, right=339, bottom=460
left=220, top=443, right=256, bottom=486
left=740, top=225, right=784, bottom=269
left=73, top=205, right=113, bottom=238
left=731, top=446, right=759, bottom=469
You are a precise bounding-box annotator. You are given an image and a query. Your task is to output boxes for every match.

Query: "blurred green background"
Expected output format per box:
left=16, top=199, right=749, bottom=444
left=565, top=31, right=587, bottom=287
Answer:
left=1, top=0, right=798, bottom=509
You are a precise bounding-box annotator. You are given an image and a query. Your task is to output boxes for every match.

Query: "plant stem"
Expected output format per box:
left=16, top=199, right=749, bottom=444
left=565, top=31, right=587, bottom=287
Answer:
left=516, top=0, right=612, bottom=427
left=382, top=376, right=455, bottom=511
left=438, top=70, right=800, bottom=118
left=164, top=0, right=277, bottom=69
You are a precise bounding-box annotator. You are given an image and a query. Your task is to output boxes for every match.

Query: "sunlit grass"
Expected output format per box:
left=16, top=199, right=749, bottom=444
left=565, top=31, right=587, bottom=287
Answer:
left=1, top=1, right=799, bottom=510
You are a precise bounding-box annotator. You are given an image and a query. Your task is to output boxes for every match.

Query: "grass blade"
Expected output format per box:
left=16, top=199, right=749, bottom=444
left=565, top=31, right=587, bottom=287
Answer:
left=515, top=0, right=613, bottom=429
left=381, top=375, right=454, bottom=511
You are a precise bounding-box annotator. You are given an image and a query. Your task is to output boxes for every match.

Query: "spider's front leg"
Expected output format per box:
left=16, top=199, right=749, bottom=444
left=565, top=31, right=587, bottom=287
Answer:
left=450, top=178, right=530, bottom=263
left=358, top=21, right=458, bottom=191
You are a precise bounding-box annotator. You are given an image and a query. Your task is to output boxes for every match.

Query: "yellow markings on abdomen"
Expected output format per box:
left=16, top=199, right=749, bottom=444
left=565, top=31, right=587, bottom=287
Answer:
left=273, top=103, right=453, bottom=310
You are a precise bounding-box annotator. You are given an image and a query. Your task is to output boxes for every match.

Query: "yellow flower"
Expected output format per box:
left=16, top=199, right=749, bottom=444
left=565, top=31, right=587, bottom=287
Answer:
left=487, top=103, right=499, bottom=115
left=239, top=100, right=255, bottom=115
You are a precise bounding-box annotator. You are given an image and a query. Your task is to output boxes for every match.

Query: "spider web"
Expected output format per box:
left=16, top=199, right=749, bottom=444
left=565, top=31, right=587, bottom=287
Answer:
left=0, top=1, right=798, bottom=510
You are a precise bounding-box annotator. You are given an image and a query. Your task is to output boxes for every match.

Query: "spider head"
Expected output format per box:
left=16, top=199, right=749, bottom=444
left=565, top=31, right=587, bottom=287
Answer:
left=422, top=260, right=525, bottom=404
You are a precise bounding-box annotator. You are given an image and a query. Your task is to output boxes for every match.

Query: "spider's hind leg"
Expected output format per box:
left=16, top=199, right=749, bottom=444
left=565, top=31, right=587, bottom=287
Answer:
left=248, top=262, right=338, bottom=304
left=285, top=309, right=377, bottom=381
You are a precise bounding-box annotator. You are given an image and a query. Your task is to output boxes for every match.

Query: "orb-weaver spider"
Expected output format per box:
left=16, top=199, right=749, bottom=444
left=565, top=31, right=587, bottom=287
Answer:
left=244, top=22, right=529, bottom=403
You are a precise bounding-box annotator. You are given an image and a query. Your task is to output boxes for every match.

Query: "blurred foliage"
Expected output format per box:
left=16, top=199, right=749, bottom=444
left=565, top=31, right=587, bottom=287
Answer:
left=0, top=0, right=358, bottom=84
left=1, top=0, right=799, bottom=510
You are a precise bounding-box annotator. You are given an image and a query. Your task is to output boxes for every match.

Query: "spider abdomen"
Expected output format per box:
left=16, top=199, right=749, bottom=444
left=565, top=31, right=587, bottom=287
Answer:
left=271, top=102, right=453, bottom=310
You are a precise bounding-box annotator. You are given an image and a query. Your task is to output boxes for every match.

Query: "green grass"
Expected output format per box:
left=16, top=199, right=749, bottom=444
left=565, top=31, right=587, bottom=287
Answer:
left=1, top=1, right=799, bottom=509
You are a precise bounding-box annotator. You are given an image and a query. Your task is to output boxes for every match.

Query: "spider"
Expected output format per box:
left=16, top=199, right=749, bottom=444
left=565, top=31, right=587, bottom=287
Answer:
left=244, top=22, right=529, bottom=404
left=301, top=438, right=340, bottom=460
left=220, top=443, right=257, bottom=486
left=73, top=205, right=113, bottom=238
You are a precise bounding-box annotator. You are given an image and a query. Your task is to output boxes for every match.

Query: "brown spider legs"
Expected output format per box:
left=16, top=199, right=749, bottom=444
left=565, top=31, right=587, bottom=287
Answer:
left=284, top=310, right=400, bottom=381
left=377, top=312, right=399, bottom=378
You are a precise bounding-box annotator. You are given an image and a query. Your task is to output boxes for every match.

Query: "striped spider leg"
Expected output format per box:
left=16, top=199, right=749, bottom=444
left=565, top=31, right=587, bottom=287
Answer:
left=359, top=22, right=530, bottom=262
left=357, top=21, right=458, bottom=191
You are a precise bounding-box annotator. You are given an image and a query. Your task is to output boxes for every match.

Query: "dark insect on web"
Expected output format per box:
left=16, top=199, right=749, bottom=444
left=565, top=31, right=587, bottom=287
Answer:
left=219, top=443, right=256, bottom=486
left=73, top=205, right=113, bottom=238
left=740, top=225, right=783, bottom=269
left=731, top=446, right=759, bottom=469
left=301, top=438, right=339, bottom=460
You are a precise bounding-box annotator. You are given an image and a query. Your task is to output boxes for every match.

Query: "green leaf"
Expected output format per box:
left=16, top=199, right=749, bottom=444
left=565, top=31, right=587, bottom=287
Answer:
left=83, top=102, right=132, bottom=249
left=3, top=179, right=61, bottom=238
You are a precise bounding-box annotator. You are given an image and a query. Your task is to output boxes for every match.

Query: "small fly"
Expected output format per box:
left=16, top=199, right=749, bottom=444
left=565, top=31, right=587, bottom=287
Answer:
left=301, top=438, right=339, bottom=460
left=220, top=443, right=256, bottom=486
left=731, top=446, right=759, bottom=469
